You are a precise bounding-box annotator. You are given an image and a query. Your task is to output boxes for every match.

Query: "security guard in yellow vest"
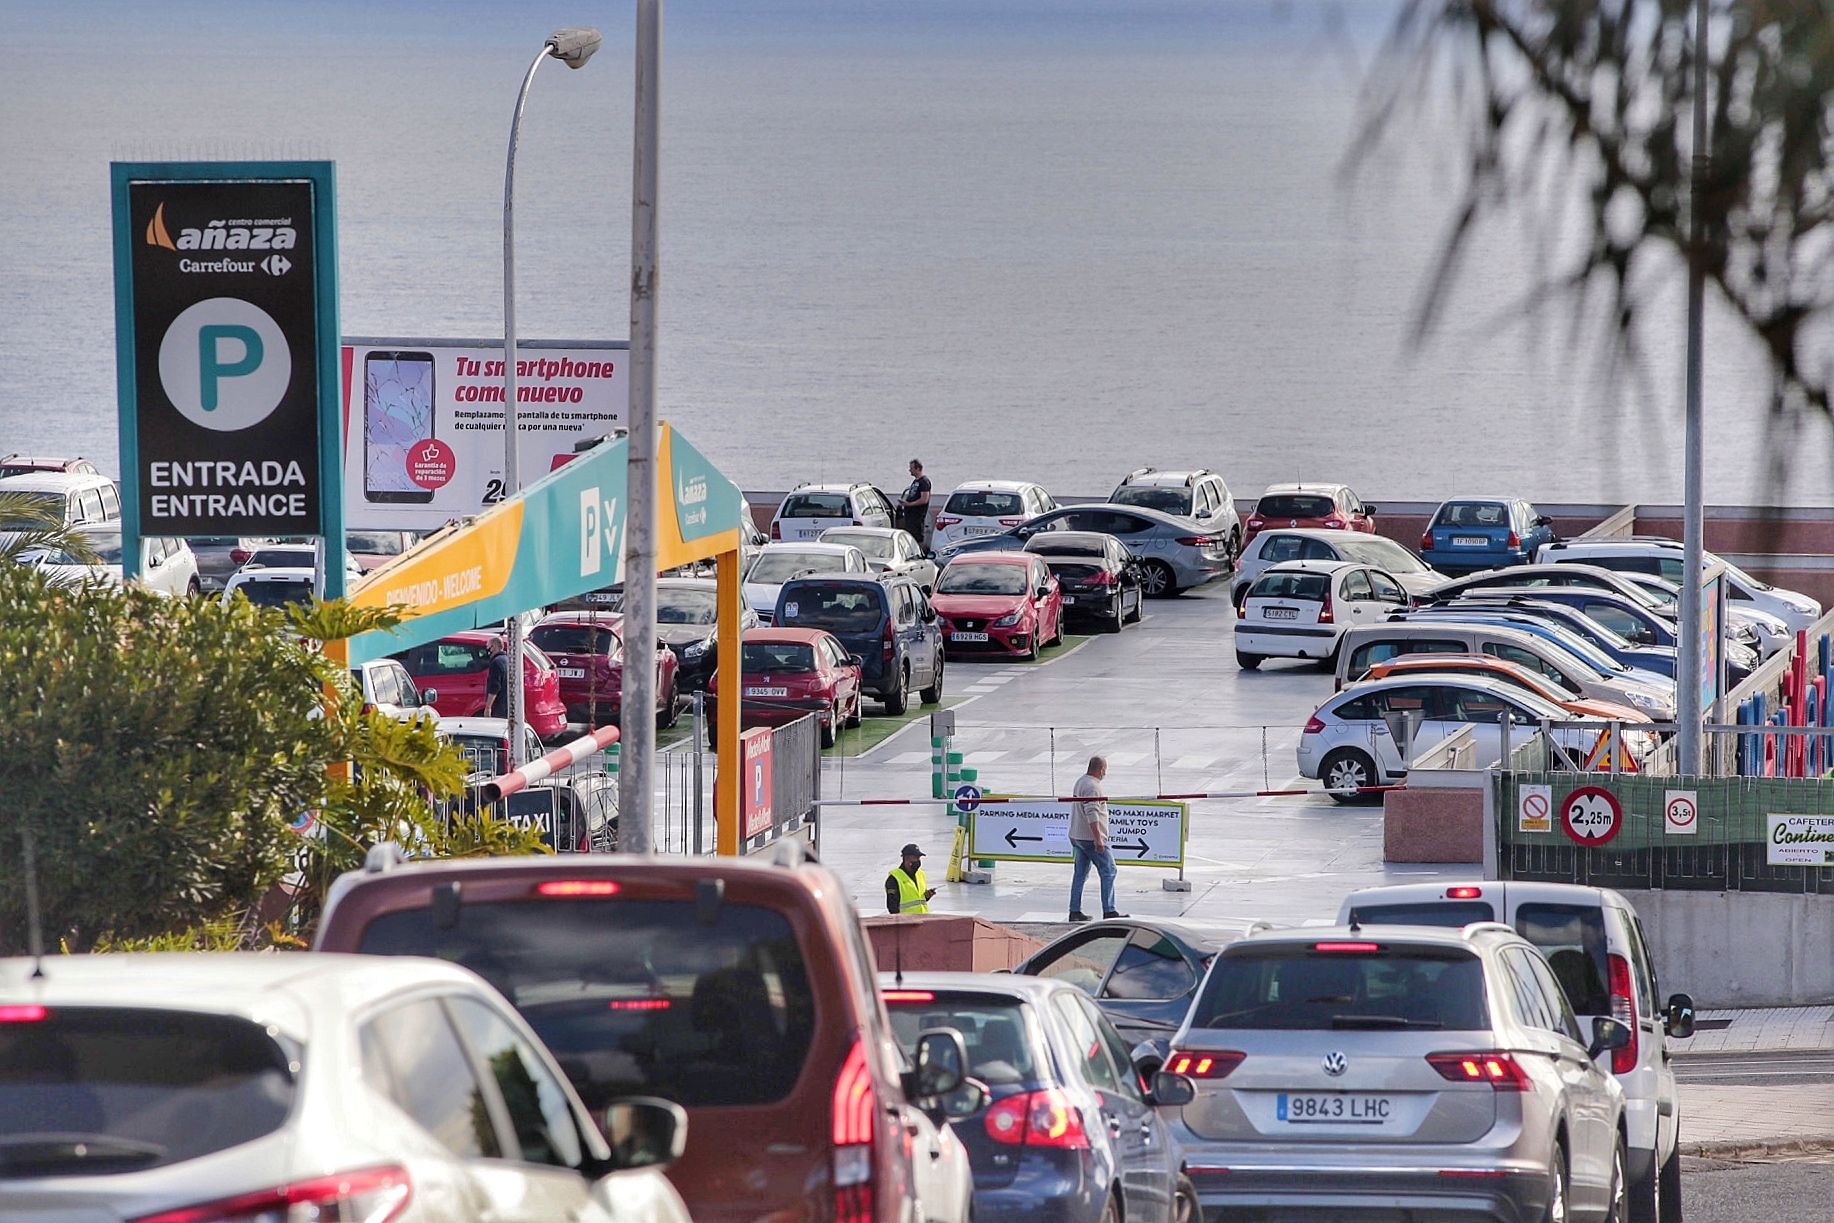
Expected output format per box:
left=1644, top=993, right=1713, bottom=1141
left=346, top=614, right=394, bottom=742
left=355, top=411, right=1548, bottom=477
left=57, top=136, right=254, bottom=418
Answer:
left=885, top=842, right=936, bottom=915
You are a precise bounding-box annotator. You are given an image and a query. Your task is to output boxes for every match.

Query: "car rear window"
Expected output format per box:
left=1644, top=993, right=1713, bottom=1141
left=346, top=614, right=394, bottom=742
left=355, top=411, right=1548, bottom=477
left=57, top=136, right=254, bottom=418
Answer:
left=1256, top=494, right=1335, bottom=519
left=884, top=995, right=1036, bottom=1086
left=1514, top=903, right=1610, bottom=1015
left=742, top=642, right=818, bottom=673
left=780, top=493, right=851, bottom=519
left=1047, top=562, right=1106, bottom=584
left=529, top=625, right=616, bottom=657
left=355, top=899, right=815, bottom=1110
left=1111, top=486, right=1191, bottom=515
left=778, top=582, right=885, bottom=632
left=1192, top=946, right=1488, bottom=1031
left=1249, top=572, right=1329, bottom=601
left=657, top=588, right=717, bottom=624
left=446, top=732, right=510, bottom=775
left=1434, top=502, right=1509, bottom=528
left=0, top=1007, right=295, bottom=1177
left=1345, top=901, right=1495, bottom=927
left=945, top=490, right=1025, bottom=517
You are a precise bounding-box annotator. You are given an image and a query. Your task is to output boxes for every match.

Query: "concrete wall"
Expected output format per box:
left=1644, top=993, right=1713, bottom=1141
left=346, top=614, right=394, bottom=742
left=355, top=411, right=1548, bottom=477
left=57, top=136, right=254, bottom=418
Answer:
left=1621, top=889, right=1834, bottom=1009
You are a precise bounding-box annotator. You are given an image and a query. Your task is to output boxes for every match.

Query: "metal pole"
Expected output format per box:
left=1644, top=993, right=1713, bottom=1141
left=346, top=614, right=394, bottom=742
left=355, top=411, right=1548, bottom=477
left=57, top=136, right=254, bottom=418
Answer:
left=692, top=691, right=705, bottom=853
left=502, top=43, right=550, bottom=769
left=1678, top=0, right=1710, bottom=775
left=619, top=0, right=663, bottom=850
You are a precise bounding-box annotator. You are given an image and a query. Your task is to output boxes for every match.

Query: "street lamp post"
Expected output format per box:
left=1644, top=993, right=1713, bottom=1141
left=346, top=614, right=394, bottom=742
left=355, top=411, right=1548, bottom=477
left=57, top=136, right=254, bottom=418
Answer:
left=502, top=26, right=601, bottom=768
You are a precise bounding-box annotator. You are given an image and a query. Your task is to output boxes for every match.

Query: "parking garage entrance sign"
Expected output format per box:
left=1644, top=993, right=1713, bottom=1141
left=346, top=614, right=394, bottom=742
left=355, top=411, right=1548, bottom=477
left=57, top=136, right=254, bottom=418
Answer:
left=111, top=162, right=342, bottom=582
left=969, top=796, right=1187, bottom=869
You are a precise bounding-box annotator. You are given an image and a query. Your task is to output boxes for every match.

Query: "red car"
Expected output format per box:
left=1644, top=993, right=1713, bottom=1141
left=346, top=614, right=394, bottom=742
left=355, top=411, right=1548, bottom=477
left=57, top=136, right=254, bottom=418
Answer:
left=393, top=630, right=569, bottom=741
left=1242, top=481, right=1378, bottom=543
left=529, top=611, right=683, bottom=729
left=706, top=627, right=862, bottom=748
left=931, top=552, right=1063, bottom=659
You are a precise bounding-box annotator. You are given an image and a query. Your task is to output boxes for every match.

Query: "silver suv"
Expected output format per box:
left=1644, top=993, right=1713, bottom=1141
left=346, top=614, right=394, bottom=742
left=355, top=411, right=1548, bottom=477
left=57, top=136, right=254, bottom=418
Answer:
left=1158, top=924, right=1630, bottom=1223
left=1340, top=882, right=1694, bottom=1223
left=1109, top=467, right=1241, bottom=559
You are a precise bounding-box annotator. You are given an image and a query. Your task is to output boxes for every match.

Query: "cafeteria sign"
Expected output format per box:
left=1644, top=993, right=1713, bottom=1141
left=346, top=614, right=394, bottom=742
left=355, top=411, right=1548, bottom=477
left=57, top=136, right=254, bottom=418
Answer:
left=111, top=162, right=341, bottom=584
left=1766, top=814, right=1834, bottom=866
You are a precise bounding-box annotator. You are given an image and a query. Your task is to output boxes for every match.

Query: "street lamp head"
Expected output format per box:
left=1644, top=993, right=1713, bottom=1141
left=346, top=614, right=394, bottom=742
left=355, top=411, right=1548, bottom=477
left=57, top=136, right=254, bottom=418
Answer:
left=546, top=27, right=603, bottom=69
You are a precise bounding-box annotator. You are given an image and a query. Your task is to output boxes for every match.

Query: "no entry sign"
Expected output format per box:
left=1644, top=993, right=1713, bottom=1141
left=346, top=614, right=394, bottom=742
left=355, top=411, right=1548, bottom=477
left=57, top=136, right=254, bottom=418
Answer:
left=1559, top=785, right=1623, bottom=846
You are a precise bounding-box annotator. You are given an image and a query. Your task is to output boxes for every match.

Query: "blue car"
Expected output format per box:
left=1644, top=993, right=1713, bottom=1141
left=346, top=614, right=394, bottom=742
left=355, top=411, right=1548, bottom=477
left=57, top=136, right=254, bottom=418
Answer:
left=1419, top=497, right=1556, bottom=576
left=883, top=972, right=1193, bottom=1223
left=1400, top=602, right=1680, bottom=678
left=773, top=573, right=944, bottom=713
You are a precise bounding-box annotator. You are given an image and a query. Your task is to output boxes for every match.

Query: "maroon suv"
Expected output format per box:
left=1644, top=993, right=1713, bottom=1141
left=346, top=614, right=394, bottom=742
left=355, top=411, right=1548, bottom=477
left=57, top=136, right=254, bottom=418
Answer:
left=315, top=850, right=952, bottom=1222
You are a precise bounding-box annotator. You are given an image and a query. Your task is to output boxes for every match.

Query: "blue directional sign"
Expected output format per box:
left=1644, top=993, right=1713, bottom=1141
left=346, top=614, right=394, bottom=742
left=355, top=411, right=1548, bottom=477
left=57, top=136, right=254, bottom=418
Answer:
left=953, top=783, right=982, bottom=812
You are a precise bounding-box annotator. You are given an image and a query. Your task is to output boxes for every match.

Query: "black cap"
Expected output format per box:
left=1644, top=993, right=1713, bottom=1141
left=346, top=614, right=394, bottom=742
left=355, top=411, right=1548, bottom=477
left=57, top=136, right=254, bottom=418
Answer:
left=901, top=843, right=925, bottom=858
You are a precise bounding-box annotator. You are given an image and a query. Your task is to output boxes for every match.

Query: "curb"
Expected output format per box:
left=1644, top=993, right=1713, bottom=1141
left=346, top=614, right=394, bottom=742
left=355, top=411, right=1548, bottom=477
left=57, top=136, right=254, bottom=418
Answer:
left=1685, top=1138, right=1834, bottom=1159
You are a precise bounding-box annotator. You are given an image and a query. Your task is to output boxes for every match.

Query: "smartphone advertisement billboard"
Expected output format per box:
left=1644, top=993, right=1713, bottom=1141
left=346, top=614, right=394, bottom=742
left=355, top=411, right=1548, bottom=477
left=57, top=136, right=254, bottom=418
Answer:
left=341, top=337, right=628, bottom=530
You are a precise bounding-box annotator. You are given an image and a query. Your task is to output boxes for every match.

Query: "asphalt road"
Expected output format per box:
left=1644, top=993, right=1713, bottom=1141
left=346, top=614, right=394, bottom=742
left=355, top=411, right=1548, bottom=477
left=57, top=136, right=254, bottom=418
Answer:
left=1683, top=1153, right=1834, bottom=1220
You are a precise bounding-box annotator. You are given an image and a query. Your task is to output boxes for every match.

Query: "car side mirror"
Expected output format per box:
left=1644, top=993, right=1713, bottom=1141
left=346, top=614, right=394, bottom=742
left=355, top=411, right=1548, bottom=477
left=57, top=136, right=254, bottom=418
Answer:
left=1665, top=992, right=1696, bottom=1039
left=922, top=606, right=937, bottom=622
left=1149, top=1072, right=1196, bottom=1108
left=598, top=1097, right=688, bottom=1172
left=907, top=1027, right=968, bottom=1101
left=420, top=688, right=439, bottom=706
left=1363, top=504, right=1378, bottom=515
left=847, top=654, right=864, bottom=668
left=935, top=1077, right=989, bottom=1121
left=1587, top=1016, right=1632, bottom=1060
left=1534, top=515, right=1553, bottom=527
left=1130, top=1038, right=1170, bottom=1082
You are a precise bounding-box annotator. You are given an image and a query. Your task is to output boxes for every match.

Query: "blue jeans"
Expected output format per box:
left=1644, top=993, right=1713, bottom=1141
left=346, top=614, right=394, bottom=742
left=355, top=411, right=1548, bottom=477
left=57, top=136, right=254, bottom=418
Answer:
left=1069, top=837, right=1117, bottom=916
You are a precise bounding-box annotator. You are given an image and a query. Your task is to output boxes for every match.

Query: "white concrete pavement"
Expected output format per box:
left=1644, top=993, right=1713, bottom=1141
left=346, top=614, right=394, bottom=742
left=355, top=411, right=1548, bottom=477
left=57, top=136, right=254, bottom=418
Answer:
left=813, top=583, right=1459, bottom=927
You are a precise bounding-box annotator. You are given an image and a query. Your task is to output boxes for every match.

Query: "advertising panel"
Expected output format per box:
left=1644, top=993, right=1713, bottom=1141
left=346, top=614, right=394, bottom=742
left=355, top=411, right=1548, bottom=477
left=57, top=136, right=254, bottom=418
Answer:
left=741, top=727, right=775, bottom=840
left=341, top=338, right=628, bottom=530
left=1700, top=569, right=1723, bottom=714
left=968, top=797, right=1186, bottom=868
left=111, top=162, right=340, bottom=562
left=1767, top=813, right=1834, bottom=866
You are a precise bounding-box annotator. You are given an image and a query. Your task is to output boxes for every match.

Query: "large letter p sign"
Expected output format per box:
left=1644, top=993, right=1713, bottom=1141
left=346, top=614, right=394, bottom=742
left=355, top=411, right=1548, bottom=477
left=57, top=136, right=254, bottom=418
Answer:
left=157, top=296, right=291, bottom=432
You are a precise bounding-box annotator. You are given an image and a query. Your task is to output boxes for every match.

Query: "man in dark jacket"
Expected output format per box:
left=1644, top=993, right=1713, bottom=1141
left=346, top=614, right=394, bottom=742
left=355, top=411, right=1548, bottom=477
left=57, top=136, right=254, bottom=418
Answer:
left=485, top=635, right=513, bottom=719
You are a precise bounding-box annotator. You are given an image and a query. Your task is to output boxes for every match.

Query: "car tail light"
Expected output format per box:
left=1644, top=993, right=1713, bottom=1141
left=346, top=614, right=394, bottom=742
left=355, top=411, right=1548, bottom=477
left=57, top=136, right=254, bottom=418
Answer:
left=1507, top=531, right=1521, bottom=549
left=229, top=547, right=251, bottom=564
left=535, top=880, right=622, bottom=897
left=606, top=998, right=672, bottom=1011
left=882, top=990, right=937, bottom=1003
left=1176, top=536, right=1210, bottom=546
left=1086, top=569, right=1116, bottom=587
left=1247, top=516, right=1263, bottom=528
left=1446, top=885, right=1483, bottom=899
left=770, top=521, right=781, bottom=540
left=131, top=1166, right=411, bottom=1223
left=832, top=1040, right=876, bottom=1222
left=1303, top=715, right=1326, bottom=734
left=1323, top=518, right=1345, bottom=529
left=1426, top=1052, right=1532, bottom=1091
left=1313, top=941, right=1381, bottom=953
left=883, top=620, right=896, bottom=661
left=934, top=514, right=960, bottom=528
left=1608, top=953, right=1639, bottom=1074
left=1421, top=532, right=1434, bottom=551
left=983, top=1088, right=1090, bottom=1148
left=998, top=518, right=1024, bottom=527
left=360, top=702, right=376, bottom=716
left=1318, top=590, right=1334, bottom=624
left=0, top=1005, right=48, bottom=1023
left=1164, top=1050, right=1244, bottom=1080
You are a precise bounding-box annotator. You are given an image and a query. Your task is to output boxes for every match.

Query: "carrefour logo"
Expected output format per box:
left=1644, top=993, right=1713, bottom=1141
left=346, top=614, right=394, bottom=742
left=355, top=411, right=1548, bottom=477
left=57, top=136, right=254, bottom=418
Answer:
left=156, top=297, right=292, bottom=432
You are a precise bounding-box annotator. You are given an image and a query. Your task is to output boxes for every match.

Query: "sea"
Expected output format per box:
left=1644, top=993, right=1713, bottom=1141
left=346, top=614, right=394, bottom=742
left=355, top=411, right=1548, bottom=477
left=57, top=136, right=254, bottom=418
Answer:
left=1, top=0, right=1827, bottom=504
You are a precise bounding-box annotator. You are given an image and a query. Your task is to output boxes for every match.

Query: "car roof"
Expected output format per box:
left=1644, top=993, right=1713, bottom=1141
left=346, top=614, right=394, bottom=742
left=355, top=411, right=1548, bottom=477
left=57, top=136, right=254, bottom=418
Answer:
left=878, top=970, right=1075, bottom=1001
left=1058, top=502, right=1194, bottom=528
left=757, top=542, right=860, bottom=556
left=0, top=472, right=115, bottom=493
left=1335, top=671, right=1557, bottom=702
left=536, top=611, right=625, bottom=625
left=785, top=482, right=869, bottom=495
left=945, top=551, right=1033, bottom=566
left=1545, top=539, right=1682, bottom=553
left=1256, top=527, right=1385, bottom=542
left=1026, top=531, right=1114, bottom=550
left=0, top=951, right=478, bottom=1015
left=1259, top=482, right=1349, bottom=497
left=1231, top=922, right=1517, bottom=952
left=1120, top=470, right=1209, bottom=487
left=1433, top=496, right=1518, bottom=506
left=656, top=577, right=718, bottom=590
left=436, top=716, right=519, bottom=736
left=948, top=479, right=1039, bottom=493
left=819, top=526, right=902, bottom=538
left=1259, top=559, right=1360, bottom=574
left=744, top=626, right=838, bottom=644
left=228, top=566, right=315, bottom=582
left=1339, top=880, right=1626, bottom=910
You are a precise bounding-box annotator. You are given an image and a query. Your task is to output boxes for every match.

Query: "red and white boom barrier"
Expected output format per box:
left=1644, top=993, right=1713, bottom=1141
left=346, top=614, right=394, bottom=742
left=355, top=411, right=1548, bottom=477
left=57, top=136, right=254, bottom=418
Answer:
left=479, top=725, right=621, bottom=804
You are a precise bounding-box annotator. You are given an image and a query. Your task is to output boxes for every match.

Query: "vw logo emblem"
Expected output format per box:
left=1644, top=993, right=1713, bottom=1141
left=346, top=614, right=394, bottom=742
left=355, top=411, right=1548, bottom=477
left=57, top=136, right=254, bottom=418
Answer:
left=1321, top=1051, right=1348, bottom=1077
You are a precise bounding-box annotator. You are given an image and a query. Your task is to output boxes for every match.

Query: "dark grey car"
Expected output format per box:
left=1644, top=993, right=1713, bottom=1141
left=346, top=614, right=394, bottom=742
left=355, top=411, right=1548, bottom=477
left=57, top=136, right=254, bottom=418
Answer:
left=938, top=504, right=1231, bottom=597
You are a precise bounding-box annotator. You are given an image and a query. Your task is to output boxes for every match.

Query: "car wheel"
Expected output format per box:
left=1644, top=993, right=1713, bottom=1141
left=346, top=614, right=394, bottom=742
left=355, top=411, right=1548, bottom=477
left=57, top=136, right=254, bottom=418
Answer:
left=846, top=690, right=864, bottom=727
left=1543, top=1142, right=1569, bottom=1223
left=186, top=577, right=201, bottom=596
left=1604, top=1138, right=1627, bottom=1223
left=1047, top=610, right=1063, bottom=647
left=1235, top=649, right=1262, bottom=670
left=656, top=676, right=679, bottom=729
left=1024, top=628, right=1041, bottom=661
left=1173, top=1174, right=1200, bottom=1223
left=820, top=704, right=837, bottom=749
left=1229, top=527, right=1243, bottom=569
left=1103, top=594, right=1124, bottom=633
left=920, top=654, right=943, bottom=705
left=1658, top=1139, right=1682, bottom=1223
left=1140, top=560, right=1176, bottom=598
left=883, top=666, right=908, bottom=715
left=1125, top=588, right=1143, bottom=623
left=1321, top=748, right=1376, bottom=803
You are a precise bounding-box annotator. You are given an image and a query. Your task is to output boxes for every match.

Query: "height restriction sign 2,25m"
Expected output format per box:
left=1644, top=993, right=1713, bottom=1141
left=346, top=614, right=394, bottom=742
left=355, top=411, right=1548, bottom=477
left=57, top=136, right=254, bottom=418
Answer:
left=1559, top=785, right=1623, bottom=847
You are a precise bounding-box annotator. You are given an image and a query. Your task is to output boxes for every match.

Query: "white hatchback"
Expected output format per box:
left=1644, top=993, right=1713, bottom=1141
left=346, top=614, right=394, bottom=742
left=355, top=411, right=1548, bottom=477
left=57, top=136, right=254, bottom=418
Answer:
left=1234, top=560, right=1412, bottom=670
left=929, top=480, right=1057, bottom=552
left=741, top=541, right=871, bottom=622
left=21, top=527, right=200, bottom=598
left=770, top=482, right=896, bottom=540
left=0, top=952, right=690, bottom=1223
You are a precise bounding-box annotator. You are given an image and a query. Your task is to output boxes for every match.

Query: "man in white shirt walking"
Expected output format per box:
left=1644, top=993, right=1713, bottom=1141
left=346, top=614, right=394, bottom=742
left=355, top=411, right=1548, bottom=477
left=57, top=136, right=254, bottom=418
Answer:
left=1068, top=755, right=1125, bottom=922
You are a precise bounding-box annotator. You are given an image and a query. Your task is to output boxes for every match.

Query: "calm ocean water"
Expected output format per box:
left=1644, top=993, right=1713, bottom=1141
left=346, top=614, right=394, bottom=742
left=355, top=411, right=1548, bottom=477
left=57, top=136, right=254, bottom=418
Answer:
left=1, top=0, right=1825, bottom=503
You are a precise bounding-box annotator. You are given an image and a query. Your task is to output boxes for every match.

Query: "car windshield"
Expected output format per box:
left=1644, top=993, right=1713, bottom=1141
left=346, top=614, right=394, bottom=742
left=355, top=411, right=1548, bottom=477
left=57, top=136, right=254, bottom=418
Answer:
left=1250, top=571, right=1330, bottom=601
left=742, top=642, right=817, bottom=673
left=355, top=899, right=815, bottom=1110
left=1257, top=494, right=1335, bottom=519
left=1192, top=946, right=1488, bottom=1031
left=1111, top=486, right=1191, bottom=515
left=748, top=551, right=844, bottom=583
left=821, top=531, right=896, bottom=559
left=529, top=625, right=616, bottom=657
left=777, top=583, right=884, bottom=632
left=1339, top=537, right=1427, bottom=573
left=1028, top=536, right=1106, bottom=558
left=780, top=492, right=851, bottom=519
left=0, top=1007, right=295, bottom=1176
left=884, top=994, right=1037, bottom=1086
left=235, top=580, right=312, bottom=608
left=657, top=588, right=718, bottom=625
left=247, top=548, right=313, bottom=568
left=938, top=564, right=1029, bottom=595
left=1434, top=502, right=1508, bottom=528
left=945, top=490, right=1025, bottom=517
left=0, top=491, right=65, bottom=527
